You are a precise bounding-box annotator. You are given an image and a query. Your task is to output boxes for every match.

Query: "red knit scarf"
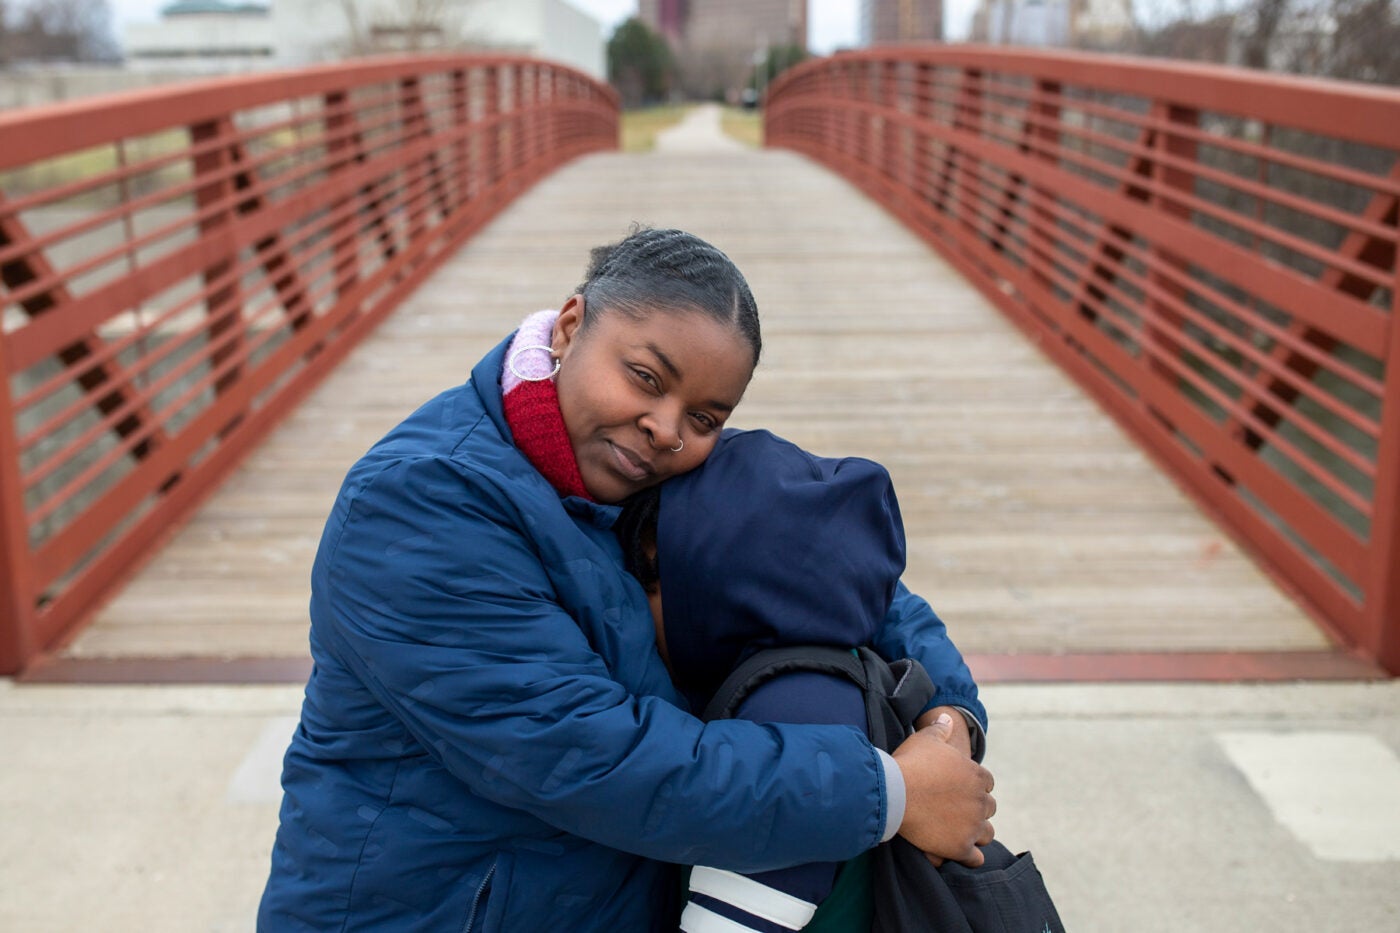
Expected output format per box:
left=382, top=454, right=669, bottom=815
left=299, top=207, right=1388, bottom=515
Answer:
left=502, top=311, right=592, bottom=500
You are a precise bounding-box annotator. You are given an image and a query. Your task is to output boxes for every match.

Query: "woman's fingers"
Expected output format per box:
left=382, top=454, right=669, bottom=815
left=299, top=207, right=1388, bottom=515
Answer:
left=891, top=729, right=997, bottom=863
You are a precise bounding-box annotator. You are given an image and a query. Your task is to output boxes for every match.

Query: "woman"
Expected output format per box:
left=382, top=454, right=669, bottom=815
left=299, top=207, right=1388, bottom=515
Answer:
left=257, top=228, right=995, bottom=931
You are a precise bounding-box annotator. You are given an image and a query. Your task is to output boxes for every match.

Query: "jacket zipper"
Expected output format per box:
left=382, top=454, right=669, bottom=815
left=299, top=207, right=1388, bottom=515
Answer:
left=460, top=860, right=497, bottom=933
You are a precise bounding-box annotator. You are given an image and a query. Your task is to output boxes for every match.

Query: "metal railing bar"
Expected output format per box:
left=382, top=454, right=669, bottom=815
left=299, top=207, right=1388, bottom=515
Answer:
left=846, top=95, right=1395, bottom=292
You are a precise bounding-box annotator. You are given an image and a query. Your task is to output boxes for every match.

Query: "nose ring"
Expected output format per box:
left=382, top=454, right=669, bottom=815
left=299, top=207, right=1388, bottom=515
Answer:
left=670, top=439, right=684, bottom=453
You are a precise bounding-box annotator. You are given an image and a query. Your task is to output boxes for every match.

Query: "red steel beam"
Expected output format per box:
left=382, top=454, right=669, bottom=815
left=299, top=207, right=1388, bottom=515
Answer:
left=1368, top=257, right=1400, bottom=670
left=0, top=199, right=166, bottom=460
left=0, top=370, right=34, bottom=673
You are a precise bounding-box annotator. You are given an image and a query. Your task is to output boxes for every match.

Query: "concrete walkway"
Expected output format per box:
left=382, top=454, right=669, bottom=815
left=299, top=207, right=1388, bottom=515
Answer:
left=3, top=679, right=1398, bottom=931
left=654, top=103, right=746, bottom=152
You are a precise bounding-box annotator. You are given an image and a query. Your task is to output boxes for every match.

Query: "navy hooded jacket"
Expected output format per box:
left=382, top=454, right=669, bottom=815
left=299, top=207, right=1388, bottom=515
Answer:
left=258, top=335, right=982, bottom=932
left=658, top=429, right=910, bottom=711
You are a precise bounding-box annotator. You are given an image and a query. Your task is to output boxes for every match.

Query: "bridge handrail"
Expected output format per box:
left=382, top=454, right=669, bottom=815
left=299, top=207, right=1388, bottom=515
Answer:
left=0, top=55, right=618, bottom=672
left=767, top=46, right=1400, bottom=671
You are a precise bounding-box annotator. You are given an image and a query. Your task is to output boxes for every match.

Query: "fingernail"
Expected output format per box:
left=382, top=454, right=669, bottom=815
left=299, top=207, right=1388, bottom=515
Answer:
left=937, top=713, right=953, bottom=726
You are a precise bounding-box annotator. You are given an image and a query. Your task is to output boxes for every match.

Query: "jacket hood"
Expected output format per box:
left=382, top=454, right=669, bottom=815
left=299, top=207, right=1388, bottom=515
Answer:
left=657, top=429, right=906, bottom=709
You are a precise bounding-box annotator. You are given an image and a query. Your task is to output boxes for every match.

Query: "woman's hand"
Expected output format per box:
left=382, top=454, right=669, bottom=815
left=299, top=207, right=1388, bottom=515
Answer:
left=891, top=716, right=996, bottom=867
left=916, top=705, right=973, bottom=758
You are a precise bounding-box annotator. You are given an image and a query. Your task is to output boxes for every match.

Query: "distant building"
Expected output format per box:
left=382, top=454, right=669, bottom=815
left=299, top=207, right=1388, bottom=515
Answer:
left=638, top=0, right=688, bottom=44
left=639, top=0, right=807, bottom=49
left=123, top=0, right=275, bottom=73
left=683, top=0, right=807, bottom=51
left=637, top=0, right=807, bottom=100
left=860, top=0, right=944, bottom=44
left=122, top=0, right=606, bottom=78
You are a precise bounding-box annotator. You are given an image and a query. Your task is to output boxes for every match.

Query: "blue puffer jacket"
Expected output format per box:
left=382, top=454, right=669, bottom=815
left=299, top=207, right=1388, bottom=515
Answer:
left=258, top=334, right=984, bottom=932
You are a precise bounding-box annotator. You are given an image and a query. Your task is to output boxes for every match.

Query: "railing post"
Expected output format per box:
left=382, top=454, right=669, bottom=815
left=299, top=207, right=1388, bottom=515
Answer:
left=535, top=66, right=548, bottom=163
left=510, top=64, right=525, bottom=175
left=912, top=63, right=933, bottom=206
left=841, top=61, right=855, bottom=163
left=882, top=59, right=899, bottom=187
left=0, top=369, right=35, bottom=674
left=1141, top=103, right=1198, bottom=437
left=189, top=116, right=247, bottom=415
left=514, top=64, right=527, bottom=178
left=1025, top=79, right=1062, bottom=299
left=399, top=75, right=431, bottom=243
left=525, top=64, right=533, bottom=168
left=820, top=64, right=835, bottom=156
left=324, top=89, right=362, bottom=302
left=530, top=65, right=542, bottom=163
left=485, top=64, right=501, bottom=194
left=1368, top=263, right=1400, bottom=671
left=451, top=68, right=470, bottom=210
left=549, top=66, right=559, bottom=155
left=862, top=60, right=877, bottom=173
left=949, top=66, right=984, bottom=237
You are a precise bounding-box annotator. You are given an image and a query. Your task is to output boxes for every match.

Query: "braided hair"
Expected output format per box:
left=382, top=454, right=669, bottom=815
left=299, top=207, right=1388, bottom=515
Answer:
left=573, top=226, right=761, bottom=367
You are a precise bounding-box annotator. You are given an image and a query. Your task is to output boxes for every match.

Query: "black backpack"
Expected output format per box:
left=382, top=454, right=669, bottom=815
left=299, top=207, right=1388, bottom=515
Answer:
left=704, top=646, right=1066, bottom=933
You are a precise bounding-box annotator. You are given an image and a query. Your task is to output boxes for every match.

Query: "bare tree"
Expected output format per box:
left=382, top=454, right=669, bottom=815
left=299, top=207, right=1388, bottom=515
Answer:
left=1, top=0, right=115, bottom=63
left=1328, top=0, right=1400, bottom=84
left=332, top=0, right=463, bottom=56
left=1238, top=0, right=1292, bottom=68
left=1136, top=11, right=1236, bottom=59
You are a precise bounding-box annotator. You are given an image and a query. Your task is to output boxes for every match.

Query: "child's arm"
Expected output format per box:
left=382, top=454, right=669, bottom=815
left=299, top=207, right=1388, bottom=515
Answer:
left=875, top=581, right=987, bottom=761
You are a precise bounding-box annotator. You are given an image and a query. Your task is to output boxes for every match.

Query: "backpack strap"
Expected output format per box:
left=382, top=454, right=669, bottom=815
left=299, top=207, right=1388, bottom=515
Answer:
left=702, top=646, right=866, bottom=721
left=868, top=652, right=936, bottom=751
left=701, top=645, right=936, bottom=753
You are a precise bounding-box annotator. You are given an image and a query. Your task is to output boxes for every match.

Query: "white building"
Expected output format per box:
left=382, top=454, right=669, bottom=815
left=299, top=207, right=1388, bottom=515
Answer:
left=123, top=0, right=606, bottom=78
left=124, top=1, right=277, bottom=73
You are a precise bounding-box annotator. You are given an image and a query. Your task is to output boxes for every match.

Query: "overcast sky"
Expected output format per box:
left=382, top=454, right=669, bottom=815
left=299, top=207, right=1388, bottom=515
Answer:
left=107, top=0, right=973, bottom=49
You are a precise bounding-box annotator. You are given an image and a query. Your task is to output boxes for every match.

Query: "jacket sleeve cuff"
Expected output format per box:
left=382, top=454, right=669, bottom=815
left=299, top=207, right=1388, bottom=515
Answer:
left=954, top=706, right=988, bottom=763
left=875, top=749, right=906, bottom=843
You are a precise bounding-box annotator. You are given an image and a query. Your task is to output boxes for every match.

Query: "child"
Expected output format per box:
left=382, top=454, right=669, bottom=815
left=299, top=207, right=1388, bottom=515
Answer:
left=618, top=428, right=987, bottom=932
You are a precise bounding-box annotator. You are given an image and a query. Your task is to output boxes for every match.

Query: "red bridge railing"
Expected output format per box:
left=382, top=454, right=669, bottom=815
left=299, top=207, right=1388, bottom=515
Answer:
left=768, top=47, right=1400, bottom=672
left=0, top=55, right=618, bottom=673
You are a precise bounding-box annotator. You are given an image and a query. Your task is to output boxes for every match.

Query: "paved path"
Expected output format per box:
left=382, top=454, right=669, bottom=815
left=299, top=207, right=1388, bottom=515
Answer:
left=655, top=103, right=747, bottom=152
left=50, top=107, right=1328, bottom=666
left=3, top=679, right=1398, bottom=931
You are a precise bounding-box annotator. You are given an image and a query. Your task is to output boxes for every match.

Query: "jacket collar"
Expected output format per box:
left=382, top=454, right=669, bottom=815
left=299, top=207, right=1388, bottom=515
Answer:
left=470, top=334, right=622, bottom=530
left=471, top=334, right=515, bottom=440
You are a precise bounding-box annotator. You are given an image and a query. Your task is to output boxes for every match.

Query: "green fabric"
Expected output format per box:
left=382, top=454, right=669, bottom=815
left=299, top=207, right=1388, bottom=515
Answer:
left=802, top=850, right=874, bottom=932
left=802, top=650, right=875, bottom=931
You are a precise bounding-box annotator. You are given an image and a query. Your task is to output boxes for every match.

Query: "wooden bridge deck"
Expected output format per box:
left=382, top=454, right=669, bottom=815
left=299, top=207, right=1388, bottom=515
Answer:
left=48, top=108, right=1337, bottom=677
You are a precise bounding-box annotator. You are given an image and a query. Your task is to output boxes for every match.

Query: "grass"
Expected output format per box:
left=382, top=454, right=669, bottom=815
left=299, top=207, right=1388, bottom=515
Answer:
left=720, top=107, right=764, bottom=148
left=619, top=105, right=691, bottom=153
